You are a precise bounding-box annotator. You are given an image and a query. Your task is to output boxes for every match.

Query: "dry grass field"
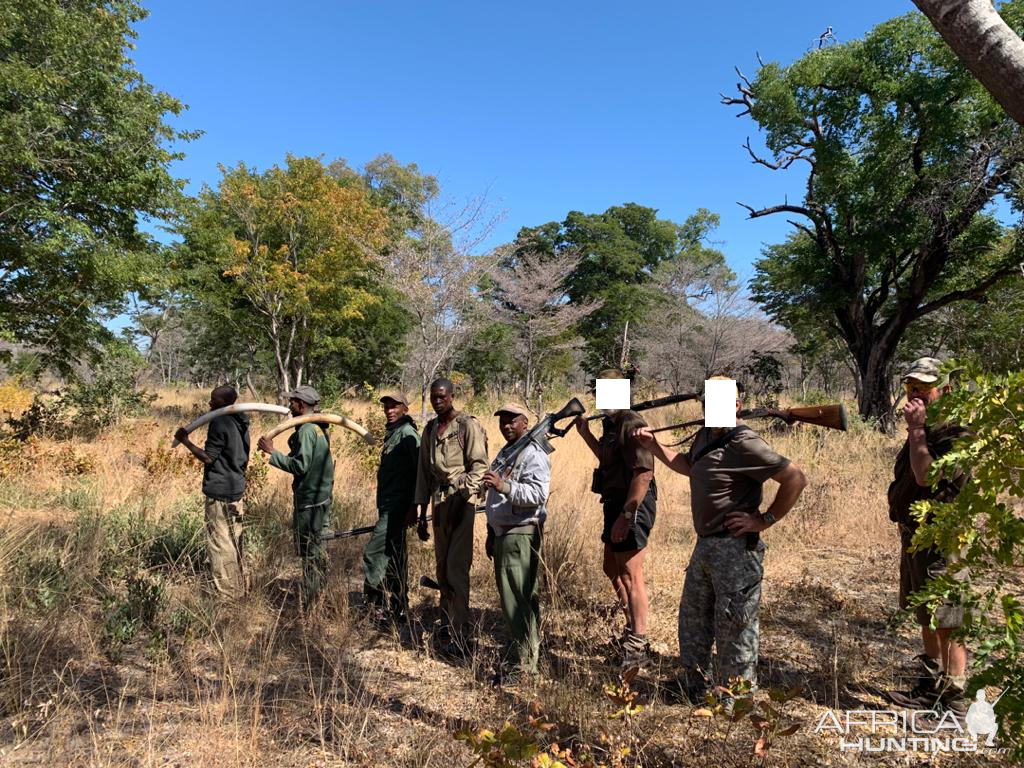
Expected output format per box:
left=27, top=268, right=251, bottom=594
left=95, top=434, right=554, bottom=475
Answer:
left=0, top=388, right=1011, bottom=767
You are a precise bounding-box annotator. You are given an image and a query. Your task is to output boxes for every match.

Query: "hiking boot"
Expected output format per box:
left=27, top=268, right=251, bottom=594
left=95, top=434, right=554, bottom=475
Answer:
left=620, top=632, right=653, bottom=672
left=886, top=654, right=941, bottom=709
left=603, top=627, right=632, bottom=653
left=661, top=673, right=708, bottom=706
left=490, top=665, right=535, bottom=688
left=936, top=675, right=970, bottom=721
left=437, top=632, right=474, bottom=660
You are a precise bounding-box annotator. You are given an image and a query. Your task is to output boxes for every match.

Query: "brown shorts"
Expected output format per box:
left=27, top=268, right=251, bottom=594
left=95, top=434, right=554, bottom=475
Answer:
left=899, top=529, right=963, bottom=629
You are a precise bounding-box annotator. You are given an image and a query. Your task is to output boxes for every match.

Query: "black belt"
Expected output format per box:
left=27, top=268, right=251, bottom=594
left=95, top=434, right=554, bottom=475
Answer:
left=700, top=529, right=732, bottom=539
left=699, top=528, right=761, bottom=551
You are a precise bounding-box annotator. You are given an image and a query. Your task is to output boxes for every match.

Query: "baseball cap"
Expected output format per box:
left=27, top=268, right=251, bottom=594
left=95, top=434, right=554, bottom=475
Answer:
left=902, top=357, right=942, bottom=384
left=494, top=403, right=530, bottom=419
left=379, top=391, right=409, bottom=406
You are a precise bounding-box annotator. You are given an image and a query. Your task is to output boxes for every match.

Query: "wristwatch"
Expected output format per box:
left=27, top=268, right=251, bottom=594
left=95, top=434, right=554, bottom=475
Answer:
left=760, top=510, right=777, bottom=526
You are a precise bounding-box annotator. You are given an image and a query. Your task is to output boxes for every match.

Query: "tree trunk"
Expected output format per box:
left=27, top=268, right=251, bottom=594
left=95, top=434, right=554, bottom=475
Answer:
left=913, top=0, right=1024, bottom=127
left=854, top=342, right=898, bottom=433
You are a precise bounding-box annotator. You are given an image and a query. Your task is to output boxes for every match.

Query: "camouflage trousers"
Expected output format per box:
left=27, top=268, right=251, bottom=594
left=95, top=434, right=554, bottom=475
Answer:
left=678, top=535, right=765, bottom=687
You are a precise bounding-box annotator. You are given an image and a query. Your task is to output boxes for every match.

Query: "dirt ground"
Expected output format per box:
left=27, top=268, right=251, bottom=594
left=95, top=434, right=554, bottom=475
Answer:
left=0, top=390, right=1014, bottom=767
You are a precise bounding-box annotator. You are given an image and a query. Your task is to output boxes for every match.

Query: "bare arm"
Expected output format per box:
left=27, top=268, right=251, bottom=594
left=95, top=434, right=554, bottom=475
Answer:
left=903, top=399, right=934, bottom=486
left=724, top=462, right=807, bottom=536
left=907, top=428, right=935, bottom=486
left=174, top=429, right=213, bottom=466
left=762, top=463, right=807, bottom=523
left=622, top=468, right=654, bottom=520
left=575, top=416, right=601, bottom=459
left=633, top=427, right=691, bottom=476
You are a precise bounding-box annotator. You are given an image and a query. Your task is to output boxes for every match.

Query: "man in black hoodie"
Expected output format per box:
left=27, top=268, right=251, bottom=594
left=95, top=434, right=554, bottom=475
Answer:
left=175, top=385, right=250, bottom=598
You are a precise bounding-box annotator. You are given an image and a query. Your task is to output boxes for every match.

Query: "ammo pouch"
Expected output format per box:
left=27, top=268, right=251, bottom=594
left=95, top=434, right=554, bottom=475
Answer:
left=590, top=467, right=605, bottom=495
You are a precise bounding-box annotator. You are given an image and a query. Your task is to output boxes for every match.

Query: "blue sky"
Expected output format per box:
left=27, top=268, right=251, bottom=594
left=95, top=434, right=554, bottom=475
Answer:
left=135, top=0, right=917, bottom=284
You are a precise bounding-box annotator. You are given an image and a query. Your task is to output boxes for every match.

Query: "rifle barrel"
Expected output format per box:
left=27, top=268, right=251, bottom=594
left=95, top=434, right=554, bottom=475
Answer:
left=585, top=391, right=701, bottom=421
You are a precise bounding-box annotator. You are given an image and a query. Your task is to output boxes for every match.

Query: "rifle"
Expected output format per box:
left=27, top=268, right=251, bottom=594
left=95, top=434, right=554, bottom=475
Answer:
left=648, top=403, right=849, bottom=438
left=415, top=397, right=585, bottom=541
left=583, top=391, right=701, bottom=422
left=494, top=397, right=586, bottom=465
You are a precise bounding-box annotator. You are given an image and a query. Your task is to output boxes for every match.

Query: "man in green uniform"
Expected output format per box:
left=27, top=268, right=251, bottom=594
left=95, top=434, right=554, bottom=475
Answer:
left=257, top=385, right=334, bottom=609
left=634, top=378, right=806, bottom=705
left=175, top=385, right=250, bottom=599
left=413, top=377, right=488, bottom=655
left=575, top=369, right=657, bottom=669
left=885, top=357, right=970, bottom=717
left=362, top=391, right=420, bottom=626
left=483, top=403, right=550, bottom=682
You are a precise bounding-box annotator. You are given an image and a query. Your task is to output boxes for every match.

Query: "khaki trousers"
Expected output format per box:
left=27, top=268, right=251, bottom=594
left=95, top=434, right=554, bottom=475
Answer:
left=432, top=494, right=475, bottom=633
left=204, top=497, right=245, bottom=598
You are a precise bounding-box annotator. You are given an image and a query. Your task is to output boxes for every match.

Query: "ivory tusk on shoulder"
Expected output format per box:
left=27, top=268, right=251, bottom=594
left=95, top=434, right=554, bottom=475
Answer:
left=263, top=413, right=377, bottom=445
left=171, top=402, right=291, bottom=447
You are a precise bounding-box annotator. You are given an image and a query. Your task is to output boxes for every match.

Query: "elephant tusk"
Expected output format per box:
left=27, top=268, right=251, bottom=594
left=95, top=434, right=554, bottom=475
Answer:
left=172, top=402, right=291, bottom=447
left=263, top=413, right=377, bottom=445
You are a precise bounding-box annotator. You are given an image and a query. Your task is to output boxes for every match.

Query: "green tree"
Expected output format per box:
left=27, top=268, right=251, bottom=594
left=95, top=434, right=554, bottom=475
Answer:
left=901, top=273, right=1024, bottom=375
left=0, top=0, right=193, bottom=371
left=730, top=8, right=1024, bottom=427
left=177, top=156, right=389, bottom=398
left=518, top=206, right=723, bottom=374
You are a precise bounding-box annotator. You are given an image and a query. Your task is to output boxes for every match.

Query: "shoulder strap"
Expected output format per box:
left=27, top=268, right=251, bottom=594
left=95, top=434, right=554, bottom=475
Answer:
left=694, top=425, right=750, bottom=463
left=456, top=413, right=487, bottom=455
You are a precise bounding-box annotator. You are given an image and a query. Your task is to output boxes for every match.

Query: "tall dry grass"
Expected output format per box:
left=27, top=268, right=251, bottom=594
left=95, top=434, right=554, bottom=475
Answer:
left=0, top=387, right=972, bottom=767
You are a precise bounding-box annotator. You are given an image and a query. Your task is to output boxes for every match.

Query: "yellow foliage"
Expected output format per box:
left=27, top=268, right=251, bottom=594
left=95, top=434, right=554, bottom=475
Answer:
left=0, top=381, right=34, bottom=418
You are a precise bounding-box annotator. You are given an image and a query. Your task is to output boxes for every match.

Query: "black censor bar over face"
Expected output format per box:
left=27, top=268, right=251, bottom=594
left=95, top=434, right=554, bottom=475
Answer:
left=593, top=380, right=630, bottom=411
left=704, top=380, right=737, bottom=430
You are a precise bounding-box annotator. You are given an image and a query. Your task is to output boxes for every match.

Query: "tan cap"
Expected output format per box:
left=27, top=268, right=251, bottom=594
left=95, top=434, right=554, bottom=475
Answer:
left=902, top=357, right=942, bottom=384
left=379, top=391, right=409, bottom=406
left=493, top=402, right=530, bottom=419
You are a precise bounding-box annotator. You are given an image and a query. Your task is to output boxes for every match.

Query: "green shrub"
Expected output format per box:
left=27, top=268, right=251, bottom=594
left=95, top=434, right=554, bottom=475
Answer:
left=910, top=364, right=1024, bottom=759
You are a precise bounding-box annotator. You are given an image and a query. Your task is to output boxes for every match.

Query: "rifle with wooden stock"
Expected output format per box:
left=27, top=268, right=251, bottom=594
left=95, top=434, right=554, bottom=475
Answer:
left=648, top=403, right=849, bottom=439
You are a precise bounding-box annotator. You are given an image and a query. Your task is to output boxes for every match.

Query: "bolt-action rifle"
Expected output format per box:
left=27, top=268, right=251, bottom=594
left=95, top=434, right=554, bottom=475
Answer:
left=648, top=403, right=849, bottom=442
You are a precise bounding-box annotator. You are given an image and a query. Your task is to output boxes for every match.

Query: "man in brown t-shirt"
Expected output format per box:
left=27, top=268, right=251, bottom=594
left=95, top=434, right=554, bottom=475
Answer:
left=576, top=370, right=657, bottom=669
left=886, top=357, right=970, bottom=714
left=635, top=380, right=806, bottom=702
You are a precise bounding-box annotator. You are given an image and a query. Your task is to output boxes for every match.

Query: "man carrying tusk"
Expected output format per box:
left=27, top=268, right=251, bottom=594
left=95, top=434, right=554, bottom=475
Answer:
left=174, top=385, right=250, bottom=599
left=257, top=385, right=335, bottom=611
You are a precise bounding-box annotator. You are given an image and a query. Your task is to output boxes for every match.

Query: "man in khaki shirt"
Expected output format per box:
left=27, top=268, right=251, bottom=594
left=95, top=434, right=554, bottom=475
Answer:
left=414, top=377, right=488, bottom=655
